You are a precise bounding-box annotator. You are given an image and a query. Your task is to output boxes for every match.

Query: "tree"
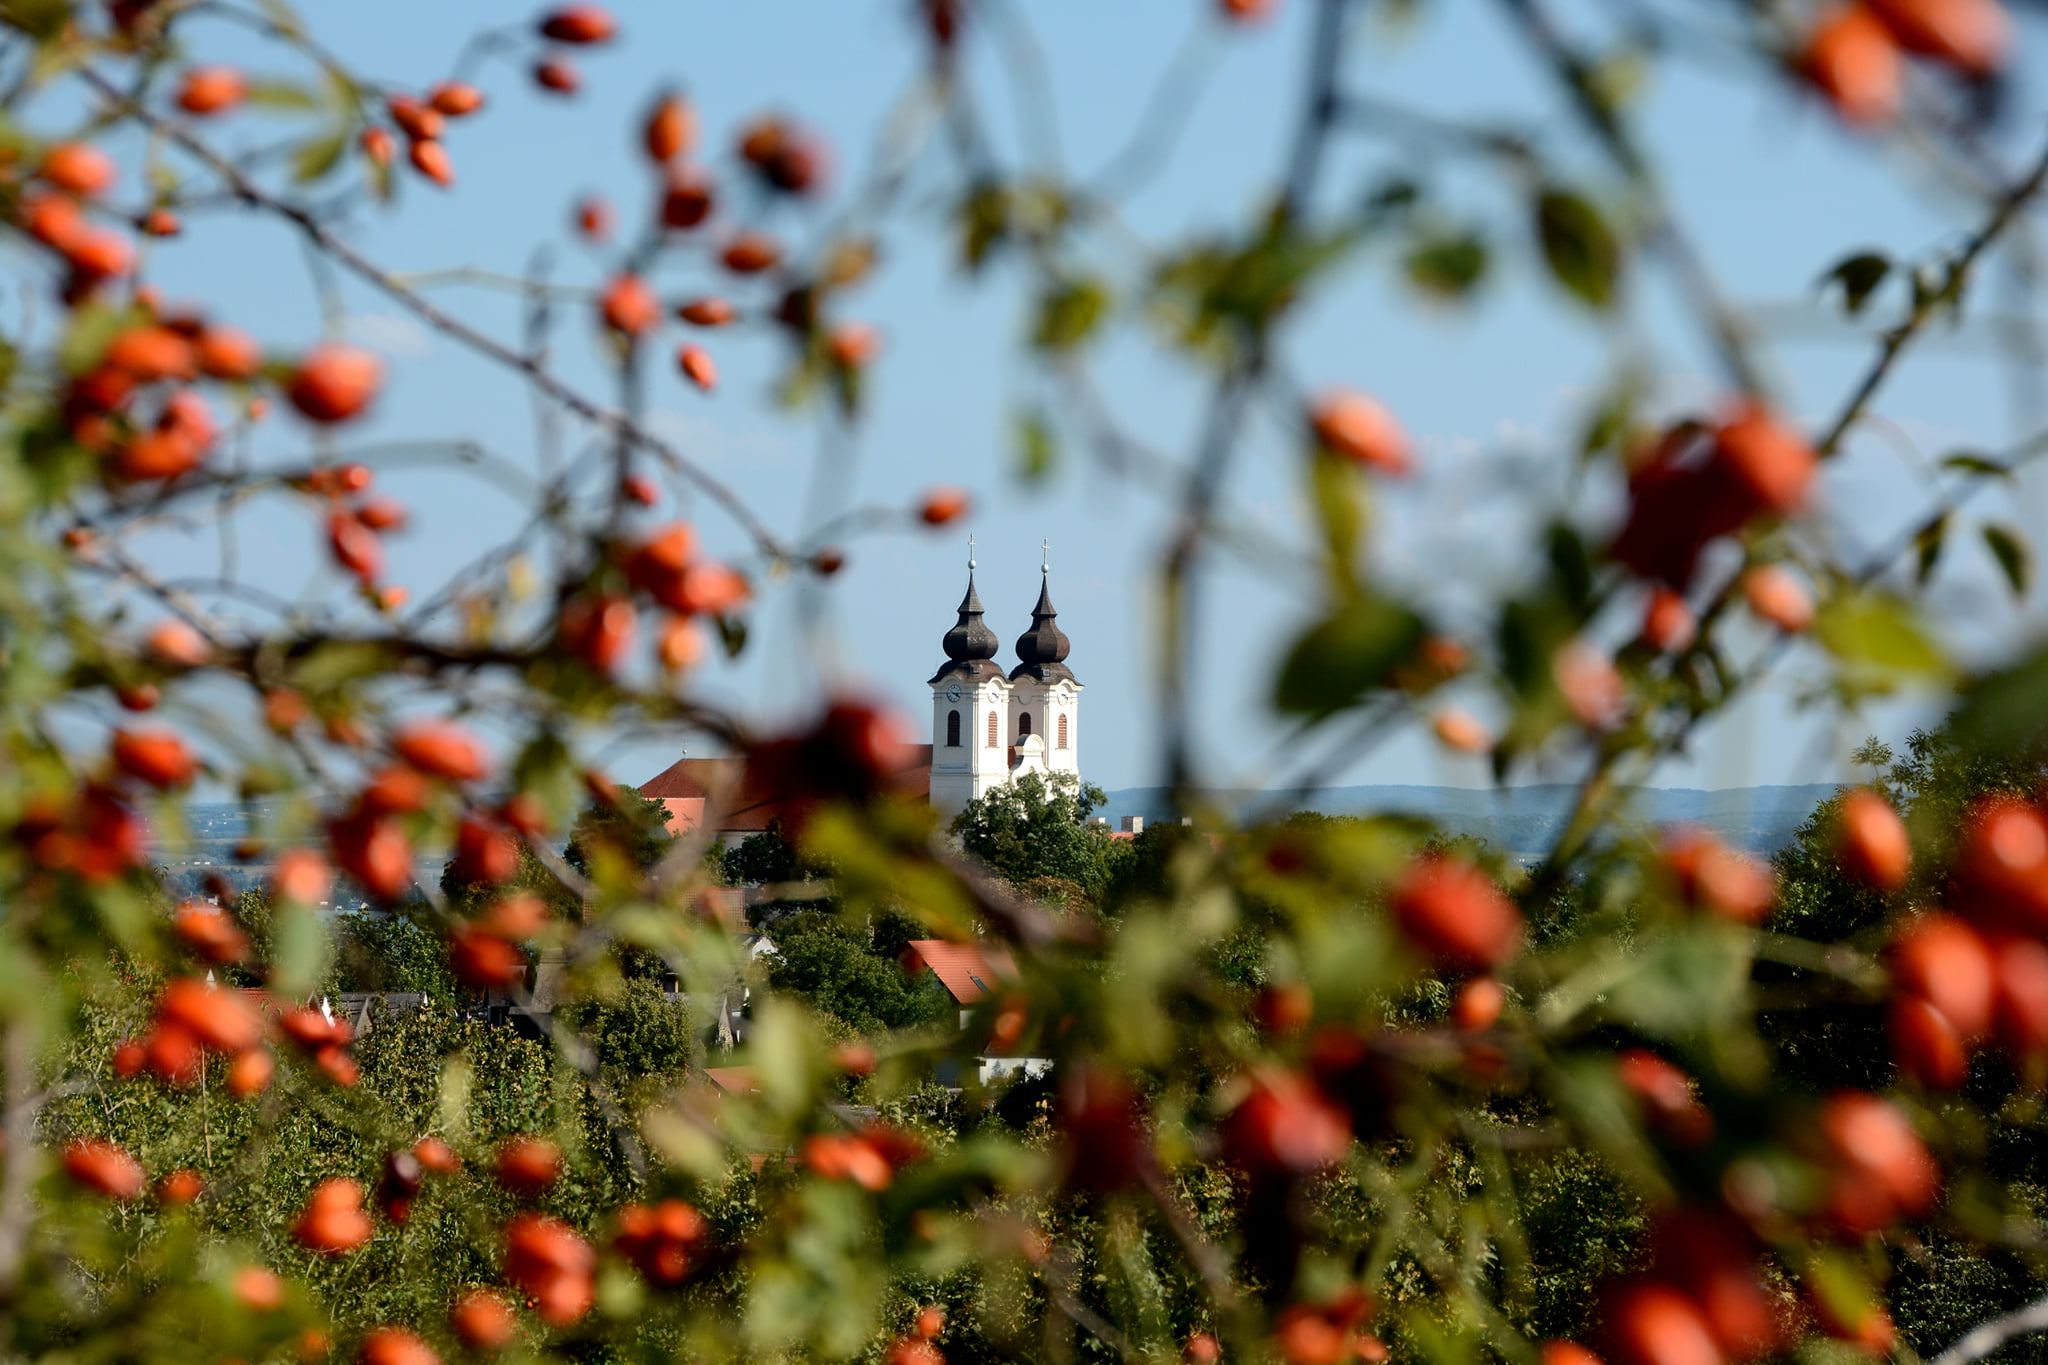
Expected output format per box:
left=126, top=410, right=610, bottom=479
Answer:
left=10, top=2, right=2048, bottom=1365
left=950, top=772, right=1114, bottom=894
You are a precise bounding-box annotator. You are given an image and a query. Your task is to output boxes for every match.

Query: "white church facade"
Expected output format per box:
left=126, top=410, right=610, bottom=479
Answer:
left=927, top=547, right=1083, bottom=821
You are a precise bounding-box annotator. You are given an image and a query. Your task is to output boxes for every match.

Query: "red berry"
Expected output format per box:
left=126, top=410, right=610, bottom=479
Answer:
left=392, top=720, right=489, bottom=782
left=600, top=274, right=661, bottom=338
left=428, top=82, right=485, bottom=117
left=538, top=5, right=616, bottom=42
left=177, top=66, right=247, bottom=115
left=643, top=92, right=696, bottom=163
left=1804, top=5, right=1903, bottom=126
left=1310, top=388, right=1412, bottom=476
left=1390, top=855, right=1522, bottom=971
left=64, top=1139, right=146, bottom=1199
left=294, top=1178, right=373, bottom=1254
left=42, top=141, right=116, bottom=197
left=1838, top=788, right=1910, bottom=892
left=1889, top=913, right=1994, bottom=1040
left=451, top=1290, right=517, bottom=1351
left=112, top=727, right=196, bottom=787
left=496, top=1134, right=563, bottom=1197
left=532, top=59, right=581, bottom=94
left=676, top=344, right=716, bottom=391
left=287, top=346, right=383, bottom=423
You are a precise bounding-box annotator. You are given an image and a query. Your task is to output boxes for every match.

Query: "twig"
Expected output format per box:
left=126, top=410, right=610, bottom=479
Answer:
left=1931, top=1293, right=2048, bottom=1365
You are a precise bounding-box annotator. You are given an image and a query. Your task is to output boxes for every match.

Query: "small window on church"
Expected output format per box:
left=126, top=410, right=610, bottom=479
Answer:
left=1019, top=712, right=1032, bottom=738
left=946, top=710, right=960, bottom=747
left=987, top=711, right=998, bottom=747
left=1058, top=714, right=1069, bottom=749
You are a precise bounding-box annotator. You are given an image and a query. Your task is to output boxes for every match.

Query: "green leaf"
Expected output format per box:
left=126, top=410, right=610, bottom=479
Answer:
left=292, top=127, right=349, bottom=184
left=1310, top=450, right=1366, bottom=584
left=955, top=182, right=1009, bottom=273
left=1547, top=523, right=1594, bottom=615
left=1535, top=189, right=1620, bottom=310
left=1403, top=230, right=1488, bottom=299
left=1013, top=409, right=1055, bottom=485
left=1032, top=278, right=1109, bottom=353
left=1914, top=512, right=1948, bottom=585
left=270, top=900, right=331, bottom=997
left=1820, top=252, right=1890, bottom=316
left=1983, top=522, right=2031, bottom=597
left=1941, top=450, right=2012, bottom=480
left=1813, top=589, right=1949, bottom=691
left=244, top=80, right=322, bottom=111
left=1274, top=594, right=1426, bottom=716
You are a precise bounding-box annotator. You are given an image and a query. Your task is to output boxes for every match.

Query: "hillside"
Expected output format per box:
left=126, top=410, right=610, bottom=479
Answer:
left=1096, top=783, right=1841, bottom=856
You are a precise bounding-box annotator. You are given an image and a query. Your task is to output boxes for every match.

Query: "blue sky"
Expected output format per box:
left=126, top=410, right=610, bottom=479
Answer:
left=109, top=0, right=2048, bottom=796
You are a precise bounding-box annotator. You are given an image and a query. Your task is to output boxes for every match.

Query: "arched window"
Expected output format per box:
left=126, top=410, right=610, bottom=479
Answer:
left=1018, top=711, right=1032, bottom=738
left=946, top=710, right=961, bottom=747
left=987, top=711, right=998, bottom=747
left=1058, top=714, right=1069, bottom=749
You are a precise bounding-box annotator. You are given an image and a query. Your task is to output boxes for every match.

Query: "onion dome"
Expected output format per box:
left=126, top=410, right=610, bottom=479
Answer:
left=930, top=568, right=1007, bottom=685
left=1010, top=570, right=1076, bottom=684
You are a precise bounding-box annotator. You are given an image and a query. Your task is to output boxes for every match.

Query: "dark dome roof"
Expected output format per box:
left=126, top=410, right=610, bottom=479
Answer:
left=931, top=571, right=1003, bottom=685
left=1010, top=573, right=1076, bottom=684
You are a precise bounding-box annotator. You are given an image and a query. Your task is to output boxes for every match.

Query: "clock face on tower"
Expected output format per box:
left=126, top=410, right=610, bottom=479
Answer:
left=945, top=682, right=962, bottom=702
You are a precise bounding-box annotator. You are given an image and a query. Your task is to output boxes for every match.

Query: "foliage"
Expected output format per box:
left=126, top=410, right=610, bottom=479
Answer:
left=950, top=772, right=1113, bottom=894
left=6, top=3, right=2048, bottom=1365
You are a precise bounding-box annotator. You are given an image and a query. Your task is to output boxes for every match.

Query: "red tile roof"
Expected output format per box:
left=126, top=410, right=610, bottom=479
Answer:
left=904, top=939, right=1016, bottom=1004
left=703, top=1065, right=759, bottom=1095
left=637, top=747, right=934, bottom=836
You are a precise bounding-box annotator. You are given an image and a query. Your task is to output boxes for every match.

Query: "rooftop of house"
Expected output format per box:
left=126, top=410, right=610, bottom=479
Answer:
left=903, top=938, right=1018, bottom=1005
left=640, top=748, right=934, bottom=837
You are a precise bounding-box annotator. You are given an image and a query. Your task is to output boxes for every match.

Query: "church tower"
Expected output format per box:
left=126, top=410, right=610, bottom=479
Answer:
left=1007, top=543, right=1081, bottom=784
left=928, top=543, right=1014, bottom=821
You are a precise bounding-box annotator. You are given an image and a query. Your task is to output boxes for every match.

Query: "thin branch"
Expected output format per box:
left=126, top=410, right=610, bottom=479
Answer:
left=1931, top=1294, right=2048, bottom=1365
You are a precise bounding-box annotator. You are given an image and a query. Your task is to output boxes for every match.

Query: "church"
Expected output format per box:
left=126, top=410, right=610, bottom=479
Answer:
left=927, top=546, right=1082, bottom=819
left=640, top=544, right=1082, bottom=836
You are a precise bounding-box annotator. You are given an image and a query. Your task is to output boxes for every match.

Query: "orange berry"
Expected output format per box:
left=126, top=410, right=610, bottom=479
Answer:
left=112, top=727, right=196, bottom=787
left=721, top=232, right=781, bottom=274
left=539, top=5, right=616, bottom=42
left=142, top=206, right=181, bottom=237
left=1310, top=388, right=1412, bottom=476
left=1714, top=402, right=1814, bottom=516
left=1391, top=855, right=1523, bottom=971
left=64, top=1139, right=146, bottom=1199
left=600, top=273, right=661, bottom=338
left=177, top=66, right=246, bottom=116
left=676, top=344, right=716, bottom=391
left=408, top=139, right=453, bottom=187
left=496, top=1135, right=563, bottom=1197
left=427, top=81, right=485, bottom=117
left=158, top=1167, right=204, bottom=1203
left=1818, top=1090, right=1940, bottom=1232
left=918, top=486, right=971, bottom=526
left=273, top=847, right=333, bottom=905
left=228, top=1047, right=274, bottom=1097
left=828, top=321, right=879, bottom=367
left=172, top=902, right=250, bottom=963
left=392, top=720, right=490, bottom=782
left=451, top=1290, right=517, bottom=1351
left=1222, top=0, right=1278, bottom=18
left=327, top=509, right=382, bottom=582
left=105, top=325, right=196, bottom=381
left=196, top=326, right=262, bottom=380
left=1451, top=976, right=1506, bottom=1032
left=1552, top=640, right=1627, bottom=730
left=1432, top=707, right=1490, bottom=754
left=1889, top=993, right=1969, bottom=1088
left=660, top=169, right=715, bottom=230
left=1804, top=6, right=1903, bottom=126
left=387, top=96, right=445, bottom=142
left=358, top=1327, right=438, bottom=1365
left=1223, top=1068, right=1351, bottom=1173
left=559, top=594, right=636, bottom=673
left=503, top=1213, right=595, bottom=1326
left=533, top=59, right=580, bottom=94
left=413, top=1136, right=461, bottom=1174
left=293, top=1178, right=373, bottom=1254
left=1604, top=1283, right=1721, bottom=1365
left=1864, top=0, right=2008, bottom=73
left=1890, top=913, right=1993, bottom=1039
left=145, top=618, right=211, bottom=666
left=360, top=127, right=394, bottom=167
left=1616, top=1049, right=1714, bottom=1146
left=287, top=345, right=383, bottom=423
left=42, top=141, right=116, bottom=197
left=575, top=195, right=611, bottom=241
left=1742, top=565, right=1813, bottom=631
left=658, top=614, right=706, bottom=671
left=1838, top=788, right=1910, bottom=892
left=1642, top=587, right=1697, bottom=653
left=233, top=1265, right=285, bottom=1310
left=157, top=975, right=262, bottom=1051
left=644, top=91, right=696, bottom=163
left=678, top=296, right=734, bottom=327
left=1661, top=827, right=1775, bottom=923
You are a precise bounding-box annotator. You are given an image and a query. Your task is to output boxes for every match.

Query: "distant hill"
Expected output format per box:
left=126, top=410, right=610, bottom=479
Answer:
left=1095, top=783, right=1841, bottom=856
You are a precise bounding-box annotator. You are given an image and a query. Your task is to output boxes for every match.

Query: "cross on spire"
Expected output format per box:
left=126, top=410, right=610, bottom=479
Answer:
left=968, top=534, right=976, bottom=572
left=1041, top=538, right=1050, bottom=574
